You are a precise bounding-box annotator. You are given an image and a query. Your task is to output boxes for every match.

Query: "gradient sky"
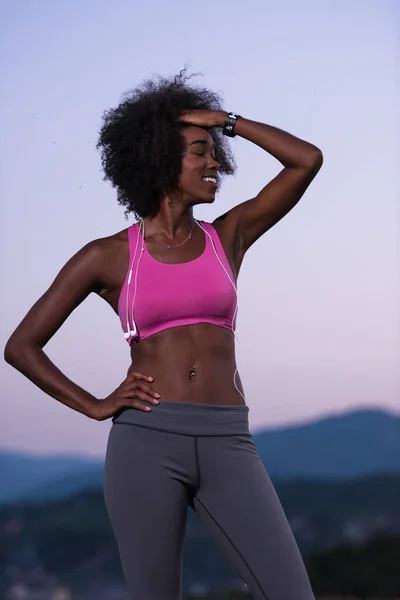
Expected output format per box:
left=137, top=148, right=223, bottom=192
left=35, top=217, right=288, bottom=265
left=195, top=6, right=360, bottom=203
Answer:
left=0, top=0, right=398, bottom=457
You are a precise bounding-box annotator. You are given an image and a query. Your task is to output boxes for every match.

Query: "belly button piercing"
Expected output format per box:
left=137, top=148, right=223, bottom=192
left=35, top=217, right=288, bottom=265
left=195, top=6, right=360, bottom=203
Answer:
left=189, top=365, right=196, bottom=380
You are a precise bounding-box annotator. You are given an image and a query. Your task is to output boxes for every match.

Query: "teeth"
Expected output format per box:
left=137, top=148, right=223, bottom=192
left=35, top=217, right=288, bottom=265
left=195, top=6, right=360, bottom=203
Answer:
left=203, top=177, right=217, bottom=183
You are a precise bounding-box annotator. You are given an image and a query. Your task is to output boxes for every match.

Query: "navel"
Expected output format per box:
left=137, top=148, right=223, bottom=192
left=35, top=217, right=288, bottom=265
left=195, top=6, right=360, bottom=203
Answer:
left=189, top=365, right=196, bottom=380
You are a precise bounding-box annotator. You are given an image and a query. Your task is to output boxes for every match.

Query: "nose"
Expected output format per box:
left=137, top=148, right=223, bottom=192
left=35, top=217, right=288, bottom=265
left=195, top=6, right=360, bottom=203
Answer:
left=208, top=155, right=220, bottom=170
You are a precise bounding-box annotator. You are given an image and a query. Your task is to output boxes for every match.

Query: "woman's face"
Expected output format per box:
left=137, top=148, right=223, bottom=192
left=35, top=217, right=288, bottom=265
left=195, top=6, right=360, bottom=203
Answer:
left=179, top=126, right=220, bottom=204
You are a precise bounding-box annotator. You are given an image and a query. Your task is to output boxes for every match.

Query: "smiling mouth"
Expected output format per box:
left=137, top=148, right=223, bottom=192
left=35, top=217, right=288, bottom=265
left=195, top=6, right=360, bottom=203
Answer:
left=202, top=176, right=217, bottom=185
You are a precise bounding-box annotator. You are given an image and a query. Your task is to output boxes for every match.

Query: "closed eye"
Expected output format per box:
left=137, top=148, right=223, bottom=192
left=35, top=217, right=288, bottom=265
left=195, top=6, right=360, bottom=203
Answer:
left=193, top=152, right=217, bottom=160
left=189, top=140, right=216, bottom=160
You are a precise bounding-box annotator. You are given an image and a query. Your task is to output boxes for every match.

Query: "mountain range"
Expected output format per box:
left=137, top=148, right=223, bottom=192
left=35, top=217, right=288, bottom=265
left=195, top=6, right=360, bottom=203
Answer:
left=1, top=407, right=399, bottom=504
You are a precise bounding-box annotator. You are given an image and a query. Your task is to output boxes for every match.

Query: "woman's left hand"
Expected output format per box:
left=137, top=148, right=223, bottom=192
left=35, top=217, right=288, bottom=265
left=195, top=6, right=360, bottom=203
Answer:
left=179, top=109, right=227, bottom=129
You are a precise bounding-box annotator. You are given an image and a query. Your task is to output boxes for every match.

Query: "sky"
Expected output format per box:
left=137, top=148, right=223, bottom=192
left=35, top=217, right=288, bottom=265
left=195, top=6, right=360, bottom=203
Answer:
left=0, top=0, right=399, bottom=457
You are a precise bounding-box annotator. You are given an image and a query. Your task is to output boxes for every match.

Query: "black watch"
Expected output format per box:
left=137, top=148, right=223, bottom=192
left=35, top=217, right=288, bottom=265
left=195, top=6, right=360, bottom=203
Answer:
left=223, top=112, right=241, bottom=137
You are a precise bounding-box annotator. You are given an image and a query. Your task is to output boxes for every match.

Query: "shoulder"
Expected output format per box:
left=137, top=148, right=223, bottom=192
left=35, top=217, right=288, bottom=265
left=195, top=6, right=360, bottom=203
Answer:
left=66, top=227, right=131, bottom=277
left=83, top=227, right=130, bottom=258
left=199, top=218, right=230, bottom=238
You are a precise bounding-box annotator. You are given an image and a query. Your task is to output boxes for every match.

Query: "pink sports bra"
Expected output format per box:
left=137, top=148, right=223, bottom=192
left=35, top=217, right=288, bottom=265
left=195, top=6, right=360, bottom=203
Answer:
left=118, top=220, right=238, bottom=344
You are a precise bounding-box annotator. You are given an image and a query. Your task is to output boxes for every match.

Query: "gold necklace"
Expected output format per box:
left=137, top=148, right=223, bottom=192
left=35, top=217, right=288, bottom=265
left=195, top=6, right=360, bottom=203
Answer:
left=151, top=221, right=196, bottom=250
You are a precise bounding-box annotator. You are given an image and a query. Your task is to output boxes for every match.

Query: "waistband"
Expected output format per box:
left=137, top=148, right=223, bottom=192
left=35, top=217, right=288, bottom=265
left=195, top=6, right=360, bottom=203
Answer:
left=112, top=400, right=250, bottom=437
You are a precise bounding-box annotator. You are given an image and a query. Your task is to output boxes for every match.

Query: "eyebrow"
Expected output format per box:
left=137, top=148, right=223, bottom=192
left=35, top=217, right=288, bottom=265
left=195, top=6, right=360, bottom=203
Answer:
left=189, top=140, right=208, bottom=146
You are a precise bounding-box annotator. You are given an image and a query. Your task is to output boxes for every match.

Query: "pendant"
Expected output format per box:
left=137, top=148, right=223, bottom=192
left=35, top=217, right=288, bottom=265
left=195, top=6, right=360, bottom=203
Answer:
left=167, top=245, right=171, bottom=249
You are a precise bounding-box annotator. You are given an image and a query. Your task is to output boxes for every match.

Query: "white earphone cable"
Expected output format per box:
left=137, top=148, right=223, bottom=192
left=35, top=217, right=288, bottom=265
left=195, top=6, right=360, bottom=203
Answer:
left=195, top=220, right=245, bottom=402
left=130, top=219, right=145, bottom=341
left=124, top=221, right=141, bottom=339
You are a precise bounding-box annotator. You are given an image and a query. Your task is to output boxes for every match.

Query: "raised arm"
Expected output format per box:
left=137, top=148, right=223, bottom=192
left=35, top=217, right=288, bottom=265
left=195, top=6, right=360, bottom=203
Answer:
left=180, top=109, right=323, bottom=253
left=227, top=116, right=323, bottom=251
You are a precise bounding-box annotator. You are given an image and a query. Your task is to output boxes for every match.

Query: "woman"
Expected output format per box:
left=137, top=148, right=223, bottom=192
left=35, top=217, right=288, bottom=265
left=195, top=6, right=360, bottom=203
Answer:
left=5, top=73, right=323, bottom=599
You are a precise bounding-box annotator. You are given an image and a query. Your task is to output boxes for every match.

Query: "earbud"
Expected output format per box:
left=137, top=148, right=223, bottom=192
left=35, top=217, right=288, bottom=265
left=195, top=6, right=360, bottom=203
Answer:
left=124, top=331, right=136, bottom=340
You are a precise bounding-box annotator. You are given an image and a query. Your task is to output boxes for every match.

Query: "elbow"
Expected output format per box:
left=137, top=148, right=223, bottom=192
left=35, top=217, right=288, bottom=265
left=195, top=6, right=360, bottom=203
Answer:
left=306, top=147, right=323, bottom=172
left=4, top=334, right=32, bottom=368
left=294, top=146, right=323, bottom=173
left=5, top=331, right=43, bottom=368
left=4, top=336, right=19, bottom=366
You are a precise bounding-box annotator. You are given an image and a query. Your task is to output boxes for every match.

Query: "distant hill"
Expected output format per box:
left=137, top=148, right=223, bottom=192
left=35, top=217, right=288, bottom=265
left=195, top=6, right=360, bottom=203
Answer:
left=257, top=407, right=400, bottom=478
left=1, top=408, right=399, bottom=504
left=0, top=450, right=101, bottom=504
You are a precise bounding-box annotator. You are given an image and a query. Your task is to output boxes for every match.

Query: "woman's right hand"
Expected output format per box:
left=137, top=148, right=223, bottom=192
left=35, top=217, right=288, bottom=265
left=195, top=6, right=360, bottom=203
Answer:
left=91, top=372, right=161, bottom=421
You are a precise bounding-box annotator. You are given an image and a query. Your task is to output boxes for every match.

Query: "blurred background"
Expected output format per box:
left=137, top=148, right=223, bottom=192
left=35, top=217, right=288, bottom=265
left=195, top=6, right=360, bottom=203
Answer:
left=0, top=0, right=399, bottom=598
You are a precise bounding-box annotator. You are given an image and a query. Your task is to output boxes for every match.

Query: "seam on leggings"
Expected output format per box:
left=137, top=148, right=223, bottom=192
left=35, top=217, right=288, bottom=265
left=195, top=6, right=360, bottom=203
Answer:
left=194, top=437, right=201, bottom=494
left=114, top=422, right=248, bottom=438
left=195, top=497, right=270, bottom=600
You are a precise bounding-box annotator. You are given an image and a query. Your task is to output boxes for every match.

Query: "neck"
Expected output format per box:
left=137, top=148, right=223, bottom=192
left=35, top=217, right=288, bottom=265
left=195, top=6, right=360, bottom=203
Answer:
left=143, top=200, right=195, bottom=239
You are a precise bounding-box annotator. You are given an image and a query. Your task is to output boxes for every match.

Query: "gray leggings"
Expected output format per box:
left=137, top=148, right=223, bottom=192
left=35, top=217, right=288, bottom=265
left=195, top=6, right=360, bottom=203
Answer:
left=104, top=401, right=315, bottom=600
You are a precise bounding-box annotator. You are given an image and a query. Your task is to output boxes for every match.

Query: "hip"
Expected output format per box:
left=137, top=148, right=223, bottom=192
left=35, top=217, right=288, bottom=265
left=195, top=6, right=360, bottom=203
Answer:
left=112, top=399, right=250, bottom=437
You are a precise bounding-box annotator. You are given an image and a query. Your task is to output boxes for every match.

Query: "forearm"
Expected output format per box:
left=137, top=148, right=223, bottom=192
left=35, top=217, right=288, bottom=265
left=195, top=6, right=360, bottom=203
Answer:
left=216, top=111, right=322, bottom=170
left=4, top=341, right=98, bottom=418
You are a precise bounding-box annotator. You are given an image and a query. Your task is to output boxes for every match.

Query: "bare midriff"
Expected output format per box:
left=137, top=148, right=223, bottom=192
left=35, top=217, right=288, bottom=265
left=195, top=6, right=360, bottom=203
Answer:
left=127, top=322, right=245, bottom=405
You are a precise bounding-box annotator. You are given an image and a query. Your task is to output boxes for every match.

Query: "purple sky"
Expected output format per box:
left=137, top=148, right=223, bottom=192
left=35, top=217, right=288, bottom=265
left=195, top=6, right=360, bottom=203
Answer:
left=1, top=0, right=399, bottom=457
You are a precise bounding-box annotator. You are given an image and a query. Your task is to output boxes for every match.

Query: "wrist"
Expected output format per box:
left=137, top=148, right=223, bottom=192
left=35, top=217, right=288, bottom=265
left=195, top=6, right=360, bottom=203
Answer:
left=215, top=110, right=228, bottom=128
left=85, top=398, right=101, bottom=420
left=222, top=112, right=242, bottom=137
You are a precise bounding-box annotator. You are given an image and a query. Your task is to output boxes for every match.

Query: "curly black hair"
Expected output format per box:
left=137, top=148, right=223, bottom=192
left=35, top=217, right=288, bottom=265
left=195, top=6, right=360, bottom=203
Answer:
left=97, top=71, right=236, bottom=219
